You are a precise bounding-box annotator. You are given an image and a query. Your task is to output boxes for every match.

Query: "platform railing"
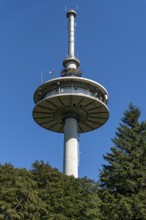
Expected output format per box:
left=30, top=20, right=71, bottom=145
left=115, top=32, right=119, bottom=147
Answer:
left=44, top=86, right=107, bottom=104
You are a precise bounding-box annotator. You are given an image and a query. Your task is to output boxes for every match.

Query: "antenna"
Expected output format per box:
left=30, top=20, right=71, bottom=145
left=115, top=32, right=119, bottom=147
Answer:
left=49, top=68, right=55, bottom=79
left=65, top=3, right=79, bottom=13
left=65, top=5, right=67, bottom=12
left=62, top=8, right=80, bottom=72
left=40, top=71, right=43, bottom=84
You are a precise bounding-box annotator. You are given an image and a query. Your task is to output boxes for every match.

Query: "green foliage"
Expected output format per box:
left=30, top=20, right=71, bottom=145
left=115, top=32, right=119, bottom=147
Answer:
left=99, top=104, right=146, bottom=219
left=0, top=161, right=101, bottom=219
left=31, top=161, right=101, bottom=219
left=0, top=164, right=47, bottom=219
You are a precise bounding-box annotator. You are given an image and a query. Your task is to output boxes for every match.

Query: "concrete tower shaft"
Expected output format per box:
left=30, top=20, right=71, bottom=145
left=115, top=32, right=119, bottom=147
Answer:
left=64, top=118, right=78, bottom=178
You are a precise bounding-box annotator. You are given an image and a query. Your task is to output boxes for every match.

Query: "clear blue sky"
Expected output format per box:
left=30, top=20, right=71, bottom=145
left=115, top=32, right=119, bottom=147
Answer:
left=0, top=0, right=146, bottom=180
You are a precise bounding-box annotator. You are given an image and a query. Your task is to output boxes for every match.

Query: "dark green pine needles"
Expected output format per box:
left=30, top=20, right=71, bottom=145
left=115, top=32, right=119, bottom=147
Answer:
left=99, top=103, right=146, bottom=220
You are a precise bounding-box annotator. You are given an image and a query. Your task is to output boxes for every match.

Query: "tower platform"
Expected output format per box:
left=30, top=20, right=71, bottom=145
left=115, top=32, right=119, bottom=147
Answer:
left=33, top=76, right=109, bottom=133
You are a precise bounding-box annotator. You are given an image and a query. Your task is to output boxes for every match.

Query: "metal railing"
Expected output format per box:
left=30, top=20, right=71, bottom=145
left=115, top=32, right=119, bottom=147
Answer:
left=44, top=86, right=107, bottom=104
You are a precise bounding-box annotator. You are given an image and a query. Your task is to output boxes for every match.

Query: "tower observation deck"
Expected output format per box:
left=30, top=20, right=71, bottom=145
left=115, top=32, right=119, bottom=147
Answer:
left=33, top=9, right=109, bottom=178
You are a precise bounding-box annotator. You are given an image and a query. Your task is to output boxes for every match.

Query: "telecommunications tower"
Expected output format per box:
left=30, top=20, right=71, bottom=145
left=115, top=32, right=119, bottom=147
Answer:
left=33, top=9, right=109, bottom=178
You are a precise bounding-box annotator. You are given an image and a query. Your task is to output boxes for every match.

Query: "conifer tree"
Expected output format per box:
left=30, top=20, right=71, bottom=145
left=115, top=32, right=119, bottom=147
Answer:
left=99, top=104, right=146, bottom=220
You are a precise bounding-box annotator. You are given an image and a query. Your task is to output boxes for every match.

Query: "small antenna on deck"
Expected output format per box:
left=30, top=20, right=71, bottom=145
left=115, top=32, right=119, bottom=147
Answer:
left=40, top=71, right=43, bottom=84
left=65, top=5, right=67, bottom=12
left=49, top=68, right=55, bottom=79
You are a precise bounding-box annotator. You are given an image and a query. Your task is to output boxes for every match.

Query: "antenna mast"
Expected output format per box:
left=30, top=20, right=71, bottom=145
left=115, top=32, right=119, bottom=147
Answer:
left=67, top=10, right=76, bottom=58
left=40, top=71, right=43, bottom=84
left=62, top=9, right=81, bottom=77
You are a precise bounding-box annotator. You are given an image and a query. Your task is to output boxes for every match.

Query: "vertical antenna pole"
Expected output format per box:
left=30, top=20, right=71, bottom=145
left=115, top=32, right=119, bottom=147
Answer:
left=49, top=69, right=55, bottom=79
left=67, top=10, right=77, bottom=58
left=62, top=10, right=80, bottom=71
left=40, top=71, right=43, bottom=84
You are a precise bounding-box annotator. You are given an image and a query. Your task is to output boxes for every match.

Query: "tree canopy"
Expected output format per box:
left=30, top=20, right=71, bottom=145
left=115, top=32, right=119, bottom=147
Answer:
left=99, top=103, right=146, bottom=220
left=0, top=161, right=100, bottom=219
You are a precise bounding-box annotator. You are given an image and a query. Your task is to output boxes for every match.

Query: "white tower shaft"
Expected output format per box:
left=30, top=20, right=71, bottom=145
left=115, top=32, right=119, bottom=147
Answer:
left=64, top=118, right=78, bottom=178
